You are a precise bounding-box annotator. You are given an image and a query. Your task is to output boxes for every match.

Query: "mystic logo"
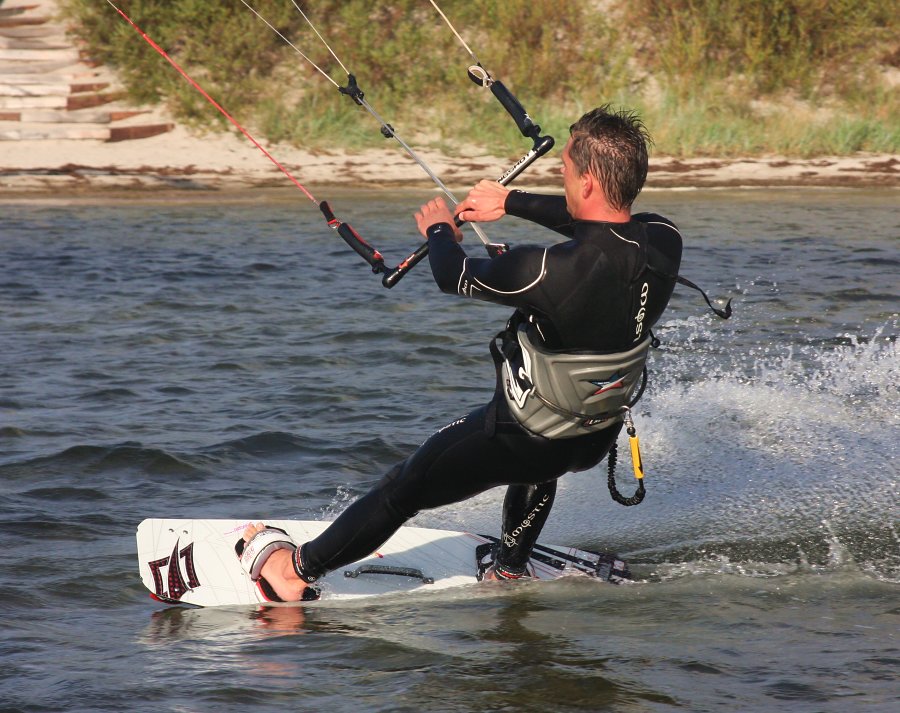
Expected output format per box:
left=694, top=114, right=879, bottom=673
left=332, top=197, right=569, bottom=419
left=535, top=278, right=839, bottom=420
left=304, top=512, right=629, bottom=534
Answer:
left=148, top=539, right=200, bottom=601
left=634, top=282, right=649, bottom=341
left=503, top=493, right=551, bottom=547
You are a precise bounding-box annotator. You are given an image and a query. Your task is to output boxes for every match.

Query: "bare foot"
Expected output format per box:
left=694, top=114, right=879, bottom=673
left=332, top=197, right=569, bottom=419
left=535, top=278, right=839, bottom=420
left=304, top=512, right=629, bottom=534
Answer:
left=243, top=522, right=310, bottom=602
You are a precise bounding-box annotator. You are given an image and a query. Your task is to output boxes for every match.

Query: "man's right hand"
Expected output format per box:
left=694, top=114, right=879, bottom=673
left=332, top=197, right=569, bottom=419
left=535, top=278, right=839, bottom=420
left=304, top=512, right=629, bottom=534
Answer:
left=454, top=180, right=510, bottom=224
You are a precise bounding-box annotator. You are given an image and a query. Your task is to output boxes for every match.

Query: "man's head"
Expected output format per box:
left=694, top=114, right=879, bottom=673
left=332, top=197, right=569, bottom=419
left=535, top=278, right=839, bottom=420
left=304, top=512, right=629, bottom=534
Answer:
left=564, top=106, right=651, bottom=215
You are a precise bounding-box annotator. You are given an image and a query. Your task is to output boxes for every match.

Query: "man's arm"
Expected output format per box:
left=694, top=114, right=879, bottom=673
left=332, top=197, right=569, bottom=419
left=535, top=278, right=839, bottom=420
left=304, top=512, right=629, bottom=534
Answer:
left=454, top=180, right=576, bottom=238
left=427, top=223, right=548, bottom=306
left=504, top=191, right=575, bottom=236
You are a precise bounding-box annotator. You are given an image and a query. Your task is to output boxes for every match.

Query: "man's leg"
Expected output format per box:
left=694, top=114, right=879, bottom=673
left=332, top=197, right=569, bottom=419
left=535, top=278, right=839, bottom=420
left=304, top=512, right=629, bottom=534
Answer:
left=298, top=403, right=519, bottom=581
left=276, top=403, right=620, bottom=592
left=492, top=480, right=557, bottom=578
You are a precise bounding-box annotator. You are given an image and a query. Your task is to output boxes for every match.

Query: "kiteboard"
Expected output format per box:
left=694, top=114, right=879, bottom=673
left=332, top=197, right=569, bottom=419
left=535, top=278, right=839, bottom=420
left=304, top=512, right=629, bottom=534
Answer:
left=137, top=518, right=630, bottom=607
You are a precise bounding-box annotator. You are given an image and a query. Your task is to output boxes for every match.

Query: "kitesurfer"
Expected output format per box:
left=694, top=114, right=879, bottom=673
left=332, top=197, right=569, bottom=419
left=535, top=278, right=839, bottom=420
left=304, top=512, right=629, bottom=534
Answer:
left=243, top=105, right=683, bottom=599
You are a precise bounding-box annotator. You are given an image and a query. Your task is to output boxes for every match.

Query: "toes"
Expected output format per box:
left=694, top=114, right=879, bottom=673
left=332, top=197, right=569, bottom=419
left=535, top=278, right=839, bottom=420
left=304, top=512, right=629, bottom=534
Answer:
left=242, top=522, right=265, bottom=541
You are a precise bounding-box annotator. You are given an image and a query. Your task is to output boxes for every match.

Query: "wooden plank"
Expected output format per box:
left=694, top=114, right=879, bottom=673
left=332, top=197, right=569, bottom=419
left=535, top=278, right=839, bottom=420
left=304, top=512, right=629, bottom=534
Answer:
left=0, top=26, right=62, bottom=39
left=18, top=109, right=112, bottom=123
left=0, top=124, right=112, bottom=140
left=0, top=94, right=64, bottom=109
left=0, top=59, right=77, bottom=73
left=2, top=0, right=52, bottom=8
left=0, top=82, right=113, bottom=97
left=108, top=123, right=174, bottom=142
left=70, top=82, right=111, bottom=94
left=0, top=48, right=81, bottom=61
left=0, top=36, right=70, bottom=50
left=0, top=6, right=39, bottom=17
left=0, top=83, right=72, bottom=96
left=0, top=17, right=51, bottom=29
left=108, top=110, right=147, bottom=121
left=2, top=71, right=107, bottom=83
left=0, top=111, right=21, bottom=120
left=0, top=4, right=41, bottom=13
left=67, top=92, right=124, bottom=110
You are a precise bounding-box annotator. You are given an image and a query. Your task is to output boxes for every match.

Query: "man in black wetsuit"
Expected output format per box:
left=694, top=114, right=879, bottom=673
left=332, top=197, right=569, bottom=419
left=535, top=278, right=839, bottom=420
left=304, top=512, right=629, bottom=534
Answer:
left=242, top=106, right=683, bottom=600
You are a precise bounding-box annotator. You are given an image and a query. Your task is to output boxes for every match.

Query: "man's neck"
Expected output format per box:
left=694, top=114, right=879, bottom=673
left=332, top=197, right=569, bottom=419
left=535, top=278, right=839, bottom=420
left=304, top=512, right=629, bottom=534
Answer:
left=573, top=204, right=632, bottom=223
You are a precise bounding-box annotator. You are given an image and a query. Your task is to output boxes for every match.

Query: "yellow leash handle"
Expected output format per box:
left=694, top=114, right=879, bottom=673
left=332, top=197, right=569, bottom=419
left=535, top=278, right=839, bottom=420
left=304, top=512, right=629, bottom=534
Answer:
left=608, top=408, right=646, bottom=506
left=622, top=408, right=645, bottom=481
left=629, top=430, right=645, bottom=481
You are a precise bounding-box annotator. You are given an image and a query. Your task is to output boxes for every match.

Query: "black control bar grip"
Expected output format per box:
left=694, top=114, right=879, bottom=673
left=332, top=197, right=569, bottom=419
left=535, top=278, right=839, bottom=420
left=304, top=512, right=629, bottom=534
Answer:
left=320, top=201, right=385, bottom=273
left=490, top=80, right=536, bottom=138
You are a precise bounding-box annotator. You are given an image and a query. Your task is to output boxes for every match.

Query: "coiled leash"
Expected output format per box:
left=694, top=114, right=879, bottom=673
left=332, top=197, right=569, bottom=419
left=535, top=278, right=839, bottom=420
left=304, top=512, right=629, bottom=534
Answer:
left=607, top=407, right=646, bottom=506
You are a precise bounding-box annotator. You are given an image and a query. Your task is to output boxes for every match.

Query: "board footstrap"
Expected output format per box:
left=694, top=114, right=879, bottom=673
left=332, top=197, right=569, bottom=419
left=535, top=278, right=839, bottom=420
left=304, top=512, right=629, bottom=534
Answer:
left=477, top=535, right=631, bottom=583
left=237, top=527, right=296, bottom=581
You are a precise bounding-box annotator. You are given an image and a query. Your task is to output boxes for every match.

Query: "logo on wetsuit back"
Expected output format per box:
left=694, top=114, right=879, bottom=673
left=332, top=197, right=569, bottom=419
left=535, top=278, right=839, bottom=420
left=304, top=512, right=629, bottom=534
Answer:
left=634, top=282, right=649, bottom=341
left=436, top=416, right=466, bottom=434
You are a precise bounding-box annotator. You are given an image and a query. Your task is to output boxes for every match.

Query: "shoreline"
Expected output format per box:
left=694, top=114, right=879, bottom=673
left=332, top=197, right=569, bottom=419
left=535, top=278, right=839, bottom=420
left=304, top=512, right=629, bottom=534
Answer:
left=1, top=126, right=898, bottom=198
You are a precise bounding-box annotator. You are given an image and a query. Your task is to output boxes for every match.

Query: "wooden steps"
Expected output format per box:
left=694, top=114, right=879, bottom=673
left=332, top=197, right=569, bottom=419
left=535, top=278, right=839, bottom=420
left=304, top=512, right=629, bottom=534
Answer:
left=0, top=81, right=109, bottom=96
left=0, top=25, right=62, bottom=38
left=0, top=0, right=175, bottom=143
left=0, top=16, right=51, bottom=29
left=0, top=36, right=70, bottom=49
left=0, top=121, right=173, bottom=141
left=0, top=107, right=145, bottom=123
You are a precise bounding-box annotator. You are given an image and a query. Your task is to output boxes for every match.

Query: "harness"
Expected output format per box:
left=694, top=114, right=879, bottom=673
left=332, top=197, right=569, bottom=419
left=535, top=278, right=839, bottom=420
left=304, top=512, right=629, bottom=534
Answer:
left=490, top=323, right=650, bottom=439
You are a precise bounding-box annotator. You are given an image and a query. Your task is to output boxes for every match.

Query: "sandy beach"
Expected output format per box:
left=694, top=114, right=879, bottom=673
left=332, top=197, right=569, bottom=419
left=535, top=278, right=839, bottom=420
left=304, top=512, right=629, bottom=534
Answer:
left=2, top=123, right=898, bottom=198
left=1, top=0, right=896, bottom=198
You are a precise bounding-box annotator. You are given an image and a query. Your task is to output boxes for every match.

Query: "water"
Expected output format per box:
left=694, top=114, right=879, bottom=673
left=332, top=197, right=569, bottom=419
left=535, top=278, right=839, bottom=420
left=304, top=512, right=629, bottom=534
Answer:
left=1, top=187, right=897, bottom=712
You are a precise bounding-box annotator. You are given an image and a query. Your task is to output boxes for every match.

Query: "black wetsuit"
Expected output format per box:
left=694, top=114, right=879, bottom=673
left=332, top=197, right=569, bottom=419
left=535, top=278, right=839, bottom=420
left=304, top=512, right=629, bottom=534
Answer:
left=298, top=191, right=682, bottom=580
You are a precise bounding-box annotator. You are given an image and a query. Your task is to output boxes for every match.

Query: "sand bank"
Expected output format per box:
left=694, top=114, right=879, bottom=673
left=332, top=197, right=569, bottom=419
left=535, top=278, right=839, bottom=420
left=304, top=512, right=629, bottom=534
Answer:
left=1, top=124, right=898, bottom=197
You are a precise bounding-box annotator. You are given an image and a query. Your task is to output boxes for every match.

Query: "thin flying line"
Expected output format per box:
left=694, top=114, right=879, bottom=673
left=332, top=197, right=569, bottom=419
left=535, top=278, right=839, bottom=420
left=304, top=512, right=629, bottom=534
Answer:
left=104, top=0, right=317, bottom=203
left=238, top=0, right=339, bottom=88
left=428, top=0, right=483, bottom=68
left=240, top=0, right=490, bottom=246
left=290, top=0, right=349, bottom=76
left=356, top=101, right=490, bottom=245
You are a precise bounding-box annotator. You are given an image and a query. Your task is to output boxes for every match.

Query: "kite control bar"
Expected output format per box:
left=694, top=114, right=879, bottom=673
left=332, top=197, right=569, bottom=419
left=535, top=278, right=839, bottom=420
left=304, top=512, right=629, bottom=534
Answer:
left=320, top=200, right=508, bottom=289
left=328, top=67, right=554, bottom=289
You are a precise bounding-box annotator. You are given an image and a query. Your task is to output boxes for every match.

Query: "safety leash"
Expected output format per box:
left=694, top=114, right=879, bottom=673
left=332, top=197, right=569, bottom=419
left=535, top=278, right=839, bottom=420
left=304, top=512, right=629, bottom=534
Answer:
left=607, top=408, right=646, bottom=506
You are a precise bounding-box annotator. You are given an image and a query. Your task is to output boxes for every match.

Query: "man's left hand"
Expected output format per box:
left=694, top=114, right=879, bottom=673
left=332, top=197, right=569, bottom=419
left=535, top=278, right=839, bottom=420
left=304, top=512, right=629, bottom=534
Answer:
left=415, top=197, right=463, bottom=242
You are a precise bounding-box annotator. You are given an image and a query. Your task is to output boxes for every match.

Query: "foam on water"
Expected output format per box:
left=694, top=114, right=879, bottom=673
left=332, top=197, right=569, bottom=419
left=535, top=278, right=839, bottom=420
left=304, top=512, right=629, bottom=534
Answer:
left=421, top=317, right=899, bottom=582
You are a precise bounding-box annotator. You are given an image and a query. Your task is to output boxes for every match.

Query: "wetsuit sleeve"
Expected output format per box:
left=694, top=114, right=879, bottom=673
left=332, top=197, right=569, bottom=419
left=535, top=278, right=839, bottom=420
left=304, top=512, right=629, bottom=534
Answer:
left=505, top=190, right=575, bottom=237
left=427, top=223, right=548, bottom=307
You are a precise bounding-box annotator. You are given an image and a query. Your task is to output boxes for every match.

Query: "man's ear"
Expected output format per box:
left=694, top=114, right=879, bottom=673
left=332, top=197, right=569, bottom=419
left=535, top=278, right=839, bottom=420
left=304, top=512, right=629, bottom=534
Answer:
left=581, top=170, right=595, bottom=200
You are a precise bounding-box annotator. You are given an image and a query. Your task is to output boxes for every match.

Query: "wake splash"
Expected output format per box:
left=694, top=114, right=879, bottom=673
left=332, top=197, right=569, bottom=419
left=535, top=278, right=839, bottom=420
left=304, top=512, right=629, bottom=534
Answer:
left=630, top=520, right=900, bottom=584
left=426, top=319, right=898, bottom=584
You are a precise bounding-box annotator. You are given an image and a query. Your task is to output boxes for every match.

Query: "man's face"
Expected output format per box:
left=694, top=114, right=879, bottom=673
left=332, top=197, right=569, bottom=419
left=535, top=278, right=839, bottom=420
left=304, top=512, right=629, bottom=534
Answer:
left=561, top=138, right=583, bottom=217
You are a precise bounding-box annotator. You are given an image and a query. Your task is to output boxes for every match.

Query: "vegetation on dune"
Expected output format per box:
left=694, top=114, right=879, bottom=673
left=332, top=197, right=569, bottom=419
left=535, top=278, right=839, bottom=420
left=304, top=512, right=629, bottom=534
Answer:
left=65, top=0, right=899, bottom=157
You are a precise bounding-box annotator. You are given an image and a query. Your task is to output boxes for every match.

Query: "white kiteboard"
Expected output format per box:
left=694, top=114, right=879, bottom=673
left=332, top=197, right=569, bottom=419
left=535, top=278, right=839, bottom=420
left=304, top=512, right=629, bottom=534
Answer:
left=136, top=518, right=630, bottom=607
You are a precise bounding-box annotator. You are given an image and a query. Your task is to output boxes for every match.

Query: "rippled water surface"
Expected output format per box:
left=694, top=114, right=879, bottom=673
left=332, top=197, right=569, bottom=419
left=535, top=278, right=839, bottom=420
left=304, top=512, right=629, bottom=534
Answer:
left=1, top=188, right=897, bottom=712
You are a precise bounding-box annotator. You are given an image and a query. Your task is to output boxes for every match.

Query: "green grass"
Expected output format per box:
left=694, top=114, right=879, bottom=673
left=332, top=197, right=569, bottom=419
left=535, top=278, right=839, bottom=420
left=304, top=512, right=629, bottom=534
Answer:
left=64, top=0, right=900, bottom=157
